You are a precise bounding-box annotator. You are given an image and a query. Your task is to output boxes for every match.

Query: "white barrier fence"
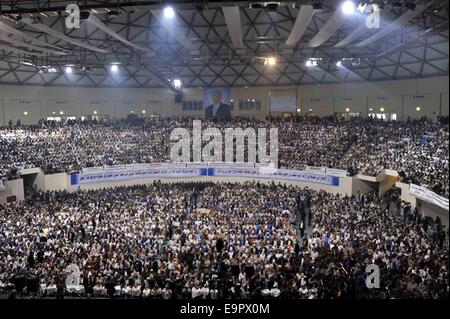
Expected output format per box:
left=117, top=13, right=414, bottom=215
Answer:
left=72, top=163, right=341, bottom=187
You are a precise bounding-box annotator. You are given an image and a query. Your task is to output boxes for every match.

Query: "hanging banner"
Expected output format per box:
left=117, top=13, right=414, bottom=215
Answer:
left=305, top=166, right=327, bottom=173
left=70, top=163, right=341, bottom=186
left=325, top=168, right=348, bottom=177
left=213, top=167, right=339, bottom=186
left=409, top=183, right=449, bottom=211
left=71, top=166, right=200, bottom=185
left=204, top=87, right=232, bottom=120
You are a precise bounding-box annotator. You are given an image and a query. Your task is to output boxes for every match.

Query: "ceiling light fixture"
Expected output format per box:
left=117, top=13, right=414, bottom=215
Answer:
left=173, top=79, right=182, bottom=89
left=110, top=64, right=118, bottom=73
left=163, top=6, right=175, bottom=18
left=264, top=57, right=277, bottom=67
left=306, top=60, right=318, bottom=67
left=342, top=1, right=355, bottom=15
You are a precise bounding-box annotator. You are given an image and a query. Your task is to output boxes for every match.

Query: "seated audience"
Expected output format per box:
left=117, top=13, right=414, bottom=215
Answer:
left=0, top=182, right=447, bottom=299
left=0, top=116, right=448, bottom=197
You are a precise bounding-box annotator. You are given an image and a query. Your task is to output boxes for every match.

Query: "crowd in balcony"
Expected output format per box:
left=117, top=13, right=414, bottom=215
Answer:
left=0, top=116, right=448, bottom=197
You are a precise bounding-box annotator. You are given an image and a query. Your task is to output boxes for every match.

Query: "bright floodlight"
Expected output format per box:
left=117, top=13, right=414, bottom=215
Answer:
left=265, top=57, right=276, bottom=66
left=173, top=79, right=181, bottom=89
left=164, top=6, right=175, bottom=18
left=342, top=1, right=355, bottom=15
left=306, top=60, right=317, bottom=67
left=336, top=61, right=343, bottom=67
left=111, top=64, right=119, bottom=73
left=65, top=66, right=73, bottom=74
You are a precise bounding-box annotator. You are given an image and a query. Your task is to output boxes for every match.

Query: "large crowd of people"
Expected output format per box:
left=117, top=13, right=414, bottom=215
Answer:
left=0, top=182, right=447, bottom=299
left=1, top=116, right=448, bottom=197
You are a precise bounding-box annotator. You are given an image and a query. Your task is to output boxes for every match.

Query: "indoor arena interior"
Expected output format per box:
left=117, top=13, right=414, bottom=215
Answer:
left=0, top=0, right=448, bottom=302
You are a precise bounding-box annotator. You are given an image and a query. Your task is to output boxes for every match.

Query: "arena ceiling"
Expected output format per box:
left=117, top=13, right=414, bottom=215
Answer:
left=0, top=0, right=448, bottom=91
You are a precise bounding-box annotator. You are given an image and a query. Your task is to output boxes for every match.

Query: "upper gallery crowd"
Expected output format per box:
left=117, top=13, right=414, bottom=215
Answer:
left=0, top=116, right=448, bottom=197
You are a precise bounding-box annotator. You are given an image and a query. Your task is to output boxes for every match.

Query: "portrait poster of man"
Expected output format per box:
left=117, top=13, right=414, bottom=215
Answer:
left=204, top=87, right=232, bottom=120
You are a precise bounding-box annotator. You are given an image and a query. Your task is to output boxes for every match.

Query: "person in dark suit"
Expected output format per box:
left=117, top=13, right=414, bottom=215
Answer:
left=105, top=276, right=116, bottom=299
left=299, top=221, right=305, bottom=238
left=216, top=238, right=224, bottom=253
left=205, top=89, right=232, bottom=120
left=56, top=275, right=66, bottom=300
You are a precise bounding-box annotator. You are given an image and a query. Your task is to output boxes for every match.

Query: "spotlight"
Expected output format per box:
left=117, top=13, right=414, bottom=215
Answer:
left=65, top=66, right=73, bottom=74
left=306, top=60, right=318, bottom=67
left=336, top=61, right=343, bottom=67
left=23, top=111, right=28, bottom=116
left=264, top=57, right=276, bottom=67
left=380, top=107, right=385, bottom=112
left=342, top=1, right=355, bottom=15
left=345, top=107, right=350, bottom=112
left=416, top=106, right=421, bottom=112
left=173, top=79, right=182, bottom=89
left=163, top=6, right=175, bottom=18
left=110, top=64, right=118, bottom=73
